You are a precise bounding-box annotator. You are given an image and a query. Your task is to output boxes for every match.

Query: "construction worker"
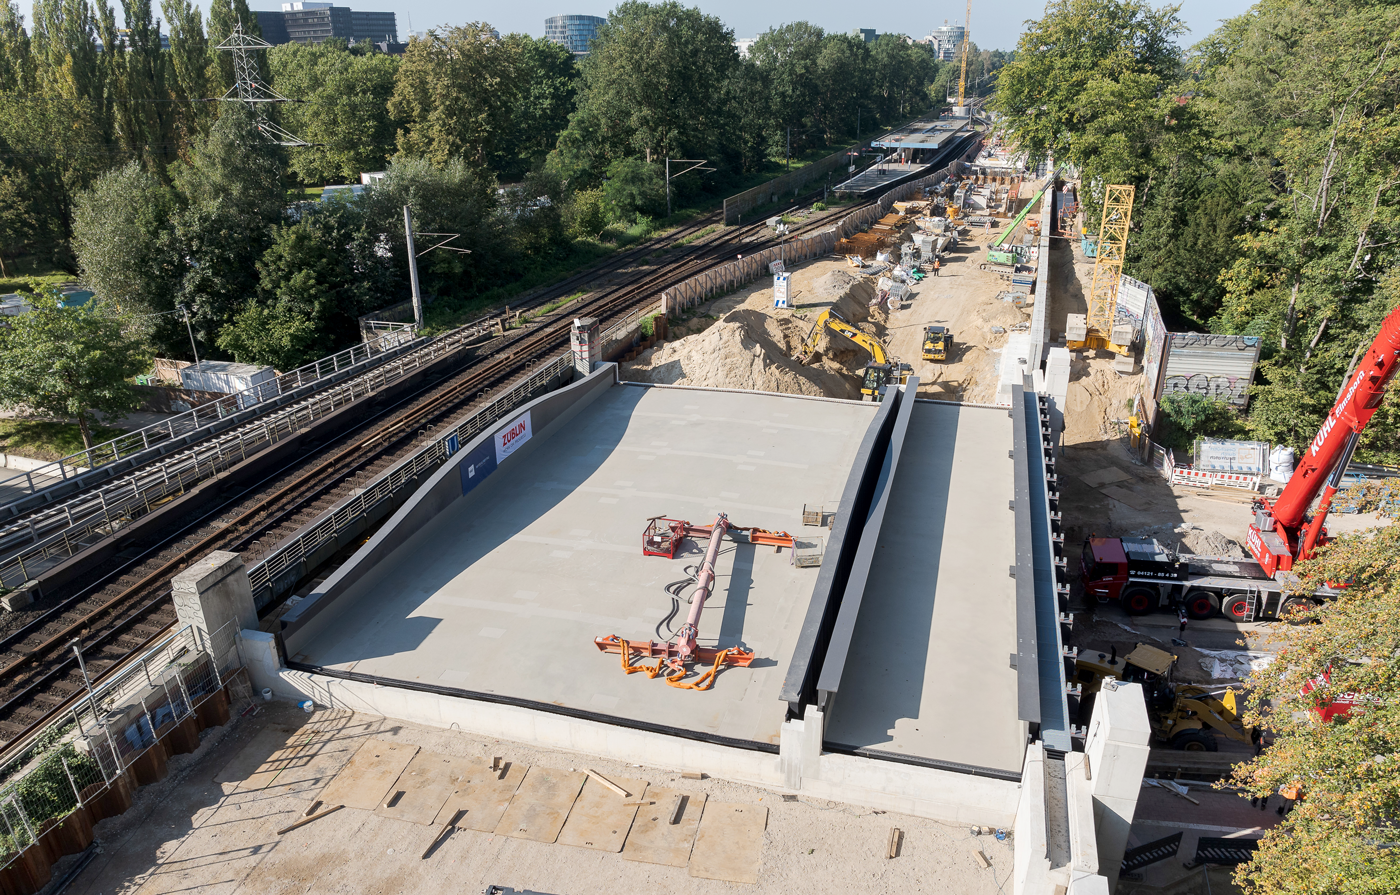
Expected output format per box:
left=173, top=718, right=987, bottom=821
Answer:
left=1277, top=782, right=1303, bottom=816
left=932, top=258, right=940, bottom=277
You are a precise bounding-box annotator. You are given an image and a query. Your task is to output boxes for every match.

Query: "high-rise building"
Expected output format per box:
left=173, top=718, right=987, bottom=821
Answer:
left=735, top=37, right=757, bottom=57
left=850, top=28, right=877, bottom=43
left=927, top=24, right=965, bottom=62
left=544, top=15, right=606, bottom=55
left=255, top=2, right=398, bottom=46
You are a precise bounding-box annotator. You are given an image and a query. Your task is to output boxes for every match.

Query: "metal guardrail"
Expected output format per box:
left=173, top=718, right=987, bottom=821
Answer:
left=0, top=318, right=503, bottom=589
left=247, top=351, right=576, bottom=604
left=0, top=329, right=420, bottom=507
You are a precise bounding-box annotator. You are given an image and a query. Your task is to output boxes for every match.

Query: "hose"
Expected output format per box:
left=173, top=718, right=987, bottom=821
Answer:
left=656, top=565, right=699, bottom=640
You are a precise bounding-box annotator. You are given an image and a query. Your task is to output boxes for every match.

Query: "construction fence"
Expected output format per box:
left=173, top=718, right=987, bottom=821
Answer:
left=665, top=142, right=981, bottom=316
left=0, top=620, right=245, bottom=894
left=723, top=144, right=872, bottom=226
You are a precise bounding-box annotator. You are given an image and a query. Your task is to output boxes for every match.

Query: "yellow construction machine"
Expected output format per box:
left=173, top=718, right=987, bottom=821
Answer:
left=1074, top=643, right=1253, bottom=751
left=794, top=309, right=912, bottom=401
left=1065, top=184, right=1136, bottom=356
left=922, top=326, right=952, bottom=362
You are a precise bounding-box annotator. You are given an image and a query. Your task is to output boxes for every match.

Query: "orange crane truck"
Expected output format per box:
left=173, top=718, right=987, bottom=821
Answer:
left=1081, top=305, right=1400, bottom=622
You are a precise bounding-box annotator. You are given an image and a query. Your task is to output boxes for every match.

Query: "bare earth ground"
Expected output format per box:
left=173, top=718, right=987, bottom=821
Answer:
left=66, top=703, right=1012, bottom=895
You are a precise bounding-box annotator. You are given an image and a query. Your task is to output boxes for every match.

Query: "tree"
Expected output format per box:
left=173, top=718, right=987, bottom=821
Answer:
left=269, top=40, right=399, bottom=184
left=1229, top=521, right=1400, bottom=894
left=0, top=1, right=35, bottom=94
left=112, top=0, right=172, bottom=166
left=601, top=157, right=663, bottom=224
left=162, top=0, right=209, bottom=140
left=0, top=164, right=36, bottom=276
left=554, top=2, right=741, bottom=183
left=497, top=34, right=578, bottom=179
left=71, top=161, right=179, bottom=333
left=991, top=0, right=1184, bottom=181
left=388, top=24, right=520, bottom=172
left=0, top=282, right=149, bottom=450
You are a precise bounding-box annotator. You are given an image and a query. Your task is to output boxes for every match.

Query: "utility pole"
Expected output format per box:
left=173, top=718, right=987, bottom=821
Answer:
left=665, top=159, right=714, bottom=217
left=181, top=306, right=201, bottom=368
left=403, top=205, right=423, bottom=330
left=786, top=127, right=791, bottom=171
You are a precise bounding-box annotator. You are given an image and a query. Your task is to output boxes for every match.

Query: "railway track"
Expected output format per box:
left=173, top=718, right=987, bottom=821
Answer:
left=0, top=188, right=876, bottom=748
left=0, top=130, right=980, bottom=751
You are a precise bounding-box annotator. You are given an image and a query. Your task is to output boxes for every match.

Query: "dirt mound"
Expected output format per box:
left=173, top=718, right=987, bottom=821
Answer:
left=1125, top=524, right=1246, bottom=558
left=1063, top=359, right=1142, bottom=446
left=624, top=307, right=861, bottom=400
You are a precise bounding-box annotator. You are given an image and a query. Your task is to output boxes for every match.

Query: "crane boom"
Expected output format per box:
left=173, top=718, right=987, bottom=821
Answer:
left=1248, top=304, right=1400, bottom=575
left=956, top=0, right=972, bottom=109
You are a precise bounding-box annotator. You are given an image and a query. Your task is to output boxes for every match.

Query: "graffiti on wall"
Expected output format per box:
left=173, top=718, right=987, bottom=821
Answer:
left=1158, top=332, right=1262, bottom=408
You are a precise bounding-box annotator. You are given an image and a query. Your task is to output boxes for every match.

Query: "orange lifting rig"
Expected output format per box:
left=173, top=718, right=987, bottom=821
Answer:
left=595, top=513, right=794, bottom=690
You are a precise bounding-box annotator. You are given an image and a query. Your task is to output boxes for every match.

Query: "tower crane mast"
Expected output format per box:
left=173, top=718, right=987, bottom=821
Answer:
left=956, top=0, right=972, bottom=110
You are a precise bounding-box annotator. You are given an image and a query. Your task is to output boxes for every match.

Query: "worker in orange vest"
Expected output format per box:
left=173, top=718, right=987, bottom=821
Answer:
left=932, top=257, right=941, bottom=277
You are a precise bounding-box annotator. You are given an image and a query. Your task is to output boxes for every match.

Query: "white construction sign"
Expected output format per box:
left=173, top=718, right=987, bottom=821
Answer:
left=494, top=410, right=533, bottom=462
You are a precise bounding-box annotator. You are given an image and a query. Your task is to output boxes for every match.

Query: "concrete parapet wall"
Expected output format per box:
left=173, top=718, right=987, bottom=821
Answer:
left=260, top=664, right=1021, bottom=827
left=1027, top=175, right=1056, bottom=376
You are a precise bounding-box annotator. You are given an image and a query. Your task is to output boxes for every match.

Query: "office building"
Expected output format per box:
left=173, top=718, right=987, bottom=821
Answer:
left=927, top=24, right=965, bottom=62
left=544, top=14, right=606, bottom=55
left=851, top=28, right=877, bottom=43
left=255, top=2, right=398, bottom=46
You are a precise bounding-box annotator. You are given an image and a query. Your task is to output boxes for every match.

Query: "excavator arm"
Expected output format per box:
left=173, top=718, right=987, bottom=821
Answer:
left=1249, top=305, right=1400, bottom=574
left=794, top=309, right=890, bottom=366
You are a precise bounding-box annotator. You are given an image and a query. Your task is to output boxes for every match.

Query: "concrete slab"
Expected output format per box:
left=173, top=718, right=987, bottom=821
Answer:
left=823, top=401, right=1024, bottom=773
left=294, top=385, right=875, bottom=747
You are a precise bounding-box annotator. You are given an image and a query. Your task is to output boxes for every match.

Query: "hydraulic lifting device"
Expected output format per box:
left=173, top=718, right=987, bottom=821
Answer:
left=595, top=514, right=794, bottom=690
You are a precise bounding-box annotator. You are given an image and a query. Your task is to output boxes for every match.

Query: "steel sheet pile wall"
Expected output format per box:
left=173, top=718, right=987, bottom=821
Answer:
left=1159, top=333, right=1262, bottom=408
left=667, top=141, right=982, bottom=315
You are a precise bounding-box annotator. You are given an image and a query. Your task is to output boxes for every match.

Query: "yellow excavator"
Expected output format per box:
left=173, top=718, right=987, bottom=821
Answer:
left=794, top=309, right=912, bottom=402
left=1074, top=643, right=1254, bottom=751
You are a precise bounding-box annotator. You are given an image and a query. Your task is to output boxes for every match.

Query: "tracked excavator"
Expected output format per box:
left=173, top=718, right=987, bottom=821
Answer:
left=793, top=309, right=912, bottom=401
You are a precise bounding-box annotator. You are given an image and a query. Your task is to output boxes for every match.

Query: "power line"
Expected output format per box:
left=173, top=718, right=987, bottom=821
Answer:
left=215, top=21, right=308, bottom=147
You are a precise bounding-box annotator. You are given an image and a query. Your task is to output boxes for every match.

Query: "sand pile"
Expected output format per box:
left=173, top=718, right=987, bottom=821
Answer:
left=625, top=308, right=861, bottom=399
left=1063, top=360, right=1142, bottom=446
left=622, top=268, right=891, bottom=399
left=1126, top=524, right=1246, bottom=558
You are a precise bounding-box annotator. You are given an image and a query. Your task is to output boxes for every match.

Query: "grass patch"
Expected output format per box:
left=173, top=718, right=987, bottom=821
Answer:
left=0, top=419, right=128, bottom=462
left=0, top=256, right=74, bottom=296
left=675, top=225, right=719, bottom=247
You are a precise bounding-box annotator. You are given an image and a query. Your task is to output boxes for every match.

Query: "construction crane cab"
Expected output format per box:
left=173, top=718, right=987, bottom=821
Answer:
left=795, top=309, right=912, bottom=401
left=922, top=326, right=952, bottom=362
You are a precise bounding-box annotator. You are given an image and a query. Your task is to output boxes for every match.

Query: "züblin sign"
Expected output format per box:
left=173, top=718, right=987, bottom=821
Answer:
left=494, top=411, right=532, bottom=463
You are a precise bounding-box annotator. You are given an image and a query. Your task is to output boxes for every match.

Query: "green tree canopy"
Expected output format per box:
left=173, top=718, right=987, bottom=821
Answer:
left=0, top=282, right=150, bottom=449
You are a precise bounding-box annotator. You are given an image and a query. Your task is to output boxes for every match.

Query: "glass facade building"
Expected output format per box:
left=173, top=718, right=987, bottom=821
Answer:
left=545, top=15, right=606, bottom=55
left=255, top=3, right=398, bottom=45
left=927, top=25, right=965, bottom=62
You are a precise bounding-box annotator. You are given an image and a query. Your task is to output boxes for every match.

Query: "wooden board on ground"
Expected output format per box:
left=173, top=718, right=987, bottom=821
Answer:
left=556, top=776, right=648, bottom=852
left=315, top=739, right=419, bottom=811
left=373, top=751, right=473, bottom=825
left=621, top=787, right=706, bottom=867
left=495, top=766, right=587, bottom=843
left=433, top=760, right=527, bottom=832
left=689, top=803, right=768, bottom=884
left=1100, top=484, right=1147, bottom=510
left=1081, top=467, right=1132, bottom=488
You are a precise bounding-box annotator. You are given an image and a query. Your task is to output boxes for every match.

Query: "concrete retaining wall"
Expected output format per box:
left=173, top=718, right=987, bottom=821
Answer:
left=1027, top=176, right=1057, bottom=375
left=279, top=363, right=618, bottom=653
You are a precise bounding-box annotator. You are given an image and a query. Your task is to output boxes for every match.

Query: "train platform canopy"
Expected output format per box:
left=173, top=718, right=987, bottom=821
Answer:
left=833, top=159, right=939, bottom=196
left=871, top=118, right=970, bottom=150
left=281, top=374, right=877, bottom=748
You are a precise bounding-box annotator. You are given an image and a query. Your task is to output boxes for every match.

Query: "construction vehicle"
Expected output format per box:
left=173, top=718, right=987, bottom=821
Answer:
left=1082, top=304, right=1400, bottom=621
left=793, top=309, right=912, bottom=401
left=922, top=326, right=952, bottom=362
left=1074, top=644, right=1252, bottom=751
left=1066, top=184, right=1134, bottom=356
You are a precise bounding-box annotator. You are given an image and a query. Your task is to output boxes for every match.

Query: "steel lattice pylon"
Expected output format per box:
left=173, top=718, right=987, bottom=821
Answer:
left=215, top=22, right=308, bottom=147
left=1085, top=184, right=1136, bottom=336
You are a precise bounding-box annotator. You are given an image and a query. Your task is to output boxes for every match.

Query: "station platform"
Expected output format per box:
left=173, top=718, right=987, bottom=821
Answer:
left=871, top=118, right=970, bottom=152
left=833, top=159, right=938, bottom=196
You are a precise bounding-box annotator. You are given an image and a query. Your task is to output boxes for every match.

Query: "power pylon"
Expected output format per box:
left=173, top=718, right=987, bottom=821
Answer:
left=216, top=22, right=308, bottom=147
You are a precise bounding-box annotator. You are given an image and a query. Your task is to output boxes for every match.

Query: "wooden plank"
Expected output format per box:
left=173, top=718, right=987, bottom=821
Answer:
left=373, top=751, right=471, bottom=825
left=315, top=739, right=419, bottom=811
left=432, top=760, right=527, bottom=832
left=621, top=787, right=705, bottom=867
left=494, top=766, right=587, bottom=844
left=689, top=802, right=767, bottom=882
left=557, top=777, right=648, bottom=852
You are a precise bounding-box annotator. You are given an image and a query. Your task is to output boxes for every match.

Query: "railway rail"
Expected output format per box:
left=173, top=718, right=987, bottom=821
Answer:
left=0, top=132, right=978, bottom=752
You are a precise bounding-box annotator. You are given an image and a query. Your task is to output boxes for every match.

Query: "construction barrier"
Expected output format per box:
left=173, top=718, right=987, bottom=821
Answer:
left=1150, top=441, right=1260, bottom=491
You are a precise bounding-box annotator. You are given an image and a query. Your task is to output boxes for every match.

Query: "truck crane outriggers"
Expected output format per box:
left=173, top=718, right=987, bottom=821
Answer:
left=1081, top=305, right=1400, bottom=621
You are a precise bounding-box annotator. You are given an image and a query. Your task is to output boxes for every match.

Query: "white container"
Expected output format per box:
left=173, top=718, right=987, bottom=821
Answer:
left=180, top=360, right=277, bottom=396
left=261, top=688, right=273, bottom=702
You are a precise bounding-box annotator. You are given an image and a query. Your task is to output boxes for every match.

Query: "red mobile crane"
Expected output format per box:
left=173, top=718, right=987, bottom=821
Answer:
left=1082, top=305, right=1400, bottom=621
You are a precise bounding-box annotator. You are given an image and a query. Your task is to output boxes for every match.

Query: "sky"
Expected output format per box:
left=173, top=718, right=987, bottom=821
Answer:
left=257, top=0, right=1262, bottom=52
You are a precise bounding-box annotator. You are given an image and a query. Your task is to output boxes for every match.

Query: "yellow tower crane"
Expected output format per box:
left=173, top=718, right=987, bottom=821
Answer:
left=1067, top=184, right=1136, bottom=355
left=956, top=0, right=972, bottom=110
